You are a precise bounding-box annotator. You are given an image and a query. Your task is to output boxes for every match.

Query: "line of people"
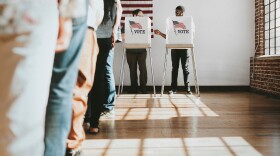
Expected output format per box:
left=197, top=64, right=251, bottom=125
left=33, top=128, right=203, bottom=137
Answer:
left=0, top=0, right=122, bottom=156
left=0, top=1, right=191, bottom=156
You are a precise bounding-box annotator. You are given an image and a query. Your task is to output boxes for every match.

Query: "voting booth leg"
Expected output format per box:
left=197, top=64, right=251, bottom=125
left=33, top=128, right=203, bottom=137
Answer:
left=161, top=48, right=169, bottom=96
left=148, top=48, right=156, bottom=97
left=118, top=48, right=126, bottom=96
left=121, top=52, right=126, bottom=94
left=191, top=48, right=200, bottom=97
left=121, top=49, right=127, bottom=94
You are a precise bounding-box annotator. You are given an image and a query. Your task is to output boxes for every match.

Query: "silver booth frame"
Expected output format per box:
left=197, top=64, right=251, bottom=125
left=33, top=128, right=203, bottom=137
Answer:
left=118, top=43, right=156, bottom=97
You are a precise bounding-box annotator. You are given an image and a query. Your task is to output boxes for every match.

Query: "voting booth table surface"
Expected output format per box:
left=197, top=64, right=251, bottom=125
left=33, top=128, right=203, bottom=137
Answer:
left=118, top=17, right=156, bottom=96
left=161, top=16, right=200, bottom=97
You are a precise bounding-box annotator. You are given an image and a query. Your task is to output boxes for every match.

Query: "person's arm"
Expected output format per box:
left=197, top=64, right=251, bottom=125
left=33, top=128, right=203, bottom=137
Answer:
left=55, top=16, right=72, bottom=53
left=112, top=0, right=123, bottom=46
left=56, top=0, right=86, bottom=52
left=154, top=29, right=166, bottom=39
left=55, top=0, right=73, bottom=53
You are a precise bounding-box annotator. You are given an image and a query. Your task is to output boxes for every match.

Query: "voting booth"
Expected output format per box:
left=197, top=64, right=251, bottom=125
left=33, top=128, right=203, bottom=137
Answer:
left=124, top=17, right=151, bottom=45
left=166, top=16, right=194, bottom=45
left=118, top=17, right=155, bottom=96
left=161, top=16, right=200, bottom=97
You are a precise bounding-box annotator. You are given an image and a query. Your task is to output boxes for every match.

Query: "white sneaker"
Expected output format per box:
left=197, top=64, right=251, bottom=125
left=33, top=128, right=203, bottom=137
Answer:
left=100, top=110, right=115, bottom=119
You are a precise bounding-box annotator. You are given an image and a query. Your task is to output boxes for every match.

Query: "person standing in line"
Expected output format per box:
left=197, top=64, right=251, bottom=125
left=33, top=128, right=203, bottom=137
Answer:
left=87, top=0, right=122, bottom=134
left=65, top=0, right=104, bottom=155
left=44, top=0, right=88, bottom=156
left=125, top=9, right=148, bottom=94
left=0, top=0, right=71, bottom=155
left=154, top=5, right=192, bottom=94
left=101, top=0, right=123, bottom=118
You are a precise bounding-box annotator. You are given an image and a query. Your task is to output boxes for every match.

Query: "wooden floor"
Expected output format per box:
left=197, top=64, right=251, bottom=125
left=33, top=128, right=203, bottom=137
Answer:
left=83, top=92, right=280, bottom=156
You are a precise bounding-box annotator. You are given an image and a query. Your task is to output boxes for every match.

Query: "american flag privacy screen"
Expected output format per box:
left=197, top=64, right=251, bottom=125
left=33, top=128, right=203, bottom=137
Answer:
left=173, top=21, right=186, bottom=29
left=121, top=0, right=153, bottom=37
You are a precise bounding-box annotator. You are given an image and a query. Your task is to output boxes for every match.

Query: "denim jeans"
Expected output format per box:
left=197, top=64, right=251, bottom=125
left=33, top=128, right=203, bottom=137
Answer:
left=44, top=16, right=87, bottom=156
left=104, top=48, right=116, bottom=112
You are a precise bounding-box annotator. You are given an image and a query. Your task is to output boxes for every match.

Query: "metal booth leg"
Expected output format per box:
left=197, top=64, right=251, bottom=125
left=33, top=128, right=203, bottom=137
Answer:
left=190, top=47, right=200, bottom=97
left=121, top=49, right=127, bottom=94
left=148, top=48, right=156, bottom=97
left=161, top=47, right=169, bottom=96
left=118, top=47, right=126, bottom=96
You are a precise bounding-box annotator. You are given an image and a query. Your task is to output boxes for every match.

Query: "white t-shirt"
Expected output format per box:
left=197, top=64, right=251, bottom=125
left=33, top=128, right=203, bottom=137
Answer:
left=87, top=0, right=104, bottom=30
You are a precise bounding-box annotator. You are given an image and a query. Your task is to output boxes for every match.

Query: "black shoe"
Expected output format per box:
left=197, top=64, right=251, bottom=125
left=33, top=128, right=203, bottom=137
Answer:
left=185, top=84, right=191, bottom=94
left=168, top=90, right=177, bottom=94
left=186, top=90, right=192, bottom=94
left=66, top=148, right=83, bottom=156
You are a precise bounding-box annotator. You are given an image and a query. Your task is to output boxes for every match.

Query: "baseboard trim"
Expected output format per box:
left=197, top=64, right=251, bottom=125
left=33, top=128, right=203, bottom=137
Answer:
left=115, top=86, right=250, bottom=93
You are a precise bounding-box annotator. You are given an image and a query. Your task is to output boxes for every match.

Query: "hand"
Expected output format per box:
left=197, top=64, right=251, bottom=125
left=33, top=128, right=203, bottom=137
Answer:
left=121, top=33, right=125, bottom=41
left=154, top=29, right=161, bottom=35
left=111, top=32, right=116, bottom=48
left=55, top=16, right=72, bottom=53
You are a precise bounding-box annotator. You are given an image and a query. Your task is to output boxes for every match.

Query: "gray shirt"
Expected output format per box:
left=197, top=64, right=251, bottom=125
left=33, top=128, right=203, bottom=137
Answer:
left=96, top=19, right=113, bottom=38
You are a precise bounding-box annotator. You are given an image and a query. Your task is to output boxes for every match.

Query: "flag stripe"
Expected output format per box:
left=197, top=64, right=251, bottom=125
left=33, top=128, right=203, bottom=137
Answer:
left=122, top=8, right=153, bottom=12
left=121, top=0, right=152, bottom=2
left=122, top=4, right=152, bottom=7
left=122, top=10, right=153, bottom=14
left=121, top=16, right=153, bottom=20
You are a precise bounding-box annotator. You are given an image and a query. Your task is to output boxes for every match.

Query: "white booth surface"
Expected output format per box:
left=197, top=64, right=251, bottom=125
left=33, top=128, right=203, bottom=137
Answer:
left=166, top=16, right=194, bottom=45
left=125, top=17, right=151, bottom=45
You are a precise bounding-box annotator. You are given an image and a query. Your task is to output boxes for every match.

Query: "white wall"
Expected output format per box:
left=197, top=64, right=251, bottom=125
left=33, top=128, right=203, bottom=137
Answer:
left=113, top=0, right=255, bottom=86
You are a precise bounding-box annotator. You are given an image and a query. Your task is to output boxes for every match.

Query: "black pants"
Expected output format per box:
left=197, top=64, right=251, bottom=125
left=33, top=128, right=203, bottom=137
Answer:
left=171, top=49, right=189, bottom=91
left=126, top=49, right=147, bottom=91
left=87, top=38, right=112, bottom=128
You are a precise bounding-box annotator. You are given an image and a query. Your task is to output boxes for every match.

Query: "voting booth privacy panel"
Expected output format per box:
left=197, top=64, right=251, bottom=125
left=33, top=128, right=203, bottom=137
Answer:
left=166, top=16, right=194, bottom=45
left=124, top=17, right=152, bottom=45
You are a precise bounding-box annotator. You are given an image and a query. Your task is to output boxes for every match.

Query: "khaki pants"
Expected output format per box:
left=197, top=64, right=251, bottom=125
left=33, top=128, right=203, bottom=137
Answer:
left=66, top=28, right=99, bottom=149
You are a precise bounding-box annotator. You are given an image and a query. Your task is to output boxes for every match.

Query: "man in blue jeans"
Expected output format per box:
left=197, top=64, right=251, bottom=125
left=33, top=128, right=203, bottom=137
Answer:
left=44, top=1, right=88, bottom=156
